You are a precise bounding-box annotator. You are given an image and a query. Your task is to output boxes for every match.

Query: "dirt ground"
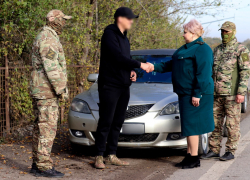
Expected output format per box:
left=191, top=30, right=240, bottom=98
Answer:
left=0, top=125, right=185, bottom=180
left=1, top=108, right=249, bottom=180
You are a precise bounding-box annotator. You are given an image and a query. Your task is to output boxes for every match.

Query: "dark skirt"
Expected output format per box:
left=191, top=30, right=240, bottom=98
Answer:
left=178, top=94, right=215, bottom=136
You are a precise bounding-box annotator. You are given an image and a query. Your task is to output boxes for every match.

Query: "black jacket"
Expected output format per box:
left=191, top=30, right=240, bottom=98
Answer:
left=98, top=24, right=141, bottom=88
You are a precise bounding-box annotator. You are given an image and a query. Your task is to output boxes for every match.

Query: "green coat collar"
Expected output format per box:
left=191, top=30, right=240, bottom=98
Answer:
left=185, top=36, right=204, bottom=49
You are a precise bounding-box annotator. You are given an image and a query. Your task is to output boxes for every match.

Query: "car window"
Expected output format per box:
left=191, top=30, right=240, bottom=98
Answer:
left=132, top=55, right=172, bottom=83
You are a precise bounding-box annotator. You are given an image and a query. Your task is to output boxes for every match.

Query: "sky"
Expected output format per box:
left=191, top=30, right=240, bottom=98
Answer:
left=185, top=0, right=250, bottom=42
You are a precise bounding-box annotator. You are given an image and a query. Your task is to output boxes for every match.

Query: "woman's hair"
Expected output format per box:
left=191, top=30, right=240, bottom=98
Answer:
left=183, top=19, right=204, bottom=37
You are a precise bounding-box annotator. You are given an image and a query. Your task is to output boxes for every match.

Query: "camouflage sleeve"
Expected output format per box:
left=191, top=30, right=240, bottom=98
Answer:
left=39, top=38, right=66, bottom=95
left=237, top=45, right=250, bottom=95
left=57, top=47, right=68, bottom=84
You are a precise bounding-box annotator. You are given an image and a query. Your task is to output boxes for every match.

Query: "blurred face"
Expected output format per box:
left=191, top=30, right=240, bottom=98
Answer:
left=183, top=29, right=195, bottom=43
left=118, top=16, right=134, bottom=30
left=47, top=17, right=67, bottom=35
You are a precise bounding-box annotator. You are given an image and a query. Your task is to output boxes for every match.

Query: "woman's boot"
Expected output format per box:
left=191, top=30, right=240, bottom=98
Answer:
left=175, top=153, right=191, bottom=167
left=182, top=155, right=200, bottom=169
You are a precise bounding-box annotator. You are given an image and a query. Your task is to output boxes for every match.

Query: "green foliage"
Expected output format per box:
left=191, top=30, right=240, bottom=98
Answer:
left=9, top=67, right=35, bottom=124
left=204, top=37, right=222, bottom=49
left=0, top=137, right=6, bottom=145
left=0, top=137, right=6, bottom=144
left=0, top=0, right=225, bottom=125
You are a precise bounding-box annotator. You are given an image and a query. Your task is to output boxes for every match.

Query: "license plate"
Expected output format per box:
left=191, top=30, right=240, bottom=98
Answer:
left=120, top=123, right=145, bottom=135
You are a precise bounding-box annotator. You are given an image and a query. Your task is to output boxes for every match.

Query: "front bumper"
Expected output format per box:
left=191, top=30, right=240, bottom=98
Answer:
left=68, top=110, right=187, bottom=148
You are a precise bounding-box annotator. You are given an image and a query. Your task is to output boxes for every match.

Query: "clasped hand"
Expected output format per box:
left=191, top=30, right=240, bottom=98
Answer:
left=192, top=97, right=200, bottom=107
left=141, top=62, right=154, bottom=73
left=59, top=88, right=69, bottom=103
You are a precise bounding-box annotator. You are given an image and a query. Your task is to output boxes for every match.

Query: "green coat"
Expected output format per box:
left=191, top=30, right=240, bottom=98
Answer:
left=154, top=37, right=214, bottom=98
left=154, top=37, right=215, bottom=136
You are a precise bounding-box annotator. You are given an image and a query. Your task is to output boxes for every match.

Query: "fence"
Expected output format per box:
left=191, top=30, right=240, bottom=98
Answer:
left=0, top=55, right=97, bottom=137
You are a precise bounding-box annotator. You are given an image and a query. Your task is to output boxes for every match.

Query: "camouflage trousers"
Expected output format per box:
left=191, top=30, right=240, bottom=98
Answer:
left=209, top=96, right=241, bottom=155
left=32, top=98, right=59, bottom=171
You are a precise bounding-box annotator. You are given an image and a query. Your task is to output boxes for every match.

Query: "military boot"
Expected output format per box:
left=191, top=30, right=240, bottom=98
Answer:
left=219, top=152, right=234, bottom=161
left=105, top=155, right=129, bottom=166
left=36, top=167, right=64, bottom=178
left=95, top=156, right=105, bottom=169
left=30, top=163, right=39, bottom=174
left=200, top=150, right=220, bottom=159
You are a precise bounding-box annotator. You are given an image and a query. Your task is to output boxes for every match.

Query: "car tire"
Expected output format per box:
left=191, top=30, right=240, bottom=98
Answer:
left=198, top=133, right=209, bottom=155
left=241, top=93, right=248, bottom=113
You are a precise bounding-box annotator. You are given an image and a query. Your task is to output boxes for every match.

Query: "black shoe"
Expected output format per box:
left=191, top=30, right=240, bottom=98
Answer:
left=36, top=168, right=64, bottom=178
left=30, top=163, right=39, bottom=174
left=175, top=153, right=191, bottom=167
left=182, top=155, right=200, bottom=169
left=200, top=150, right=220, bottom=159
left=219, top=152, right=234, bottom=161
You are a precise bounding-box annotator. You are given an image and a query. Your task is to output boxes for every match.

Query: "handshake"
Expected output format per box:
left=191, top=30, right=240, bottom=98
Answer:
left=141, top=62, right=154, bottom=73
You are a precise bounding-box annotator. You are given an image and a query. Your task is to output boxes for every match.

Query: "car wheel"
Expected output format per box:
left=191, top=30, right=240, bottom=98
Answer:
left=198, top=133, right=209, bottom=155
left=241, top=93, right=248, bottom=113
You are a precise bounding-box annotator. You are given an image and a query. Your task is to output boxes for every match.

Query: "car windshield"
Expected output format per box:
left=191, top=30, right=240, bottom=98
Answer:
left=132, top=55, right=172, bottom=83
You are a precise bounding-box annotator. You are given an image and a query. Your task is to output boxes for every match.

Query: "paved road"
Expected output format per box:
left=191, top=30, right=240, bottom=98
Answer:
left=1, top=108, right=250, bottom=180
left=167, top=107, right=250, bottom=180
left=1, top=83, right=250, bottom=179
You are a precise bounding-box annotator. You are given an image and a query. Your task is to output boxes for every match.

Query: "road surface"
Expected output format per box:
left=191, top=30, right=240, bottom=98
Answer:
left=1, top=83, right=250, bottom=180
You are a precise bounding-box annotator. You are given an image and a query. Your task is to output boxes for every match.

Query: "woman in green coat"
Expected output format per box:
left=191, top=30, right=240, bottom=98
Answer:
left=149, top=19, right=214, bottom=169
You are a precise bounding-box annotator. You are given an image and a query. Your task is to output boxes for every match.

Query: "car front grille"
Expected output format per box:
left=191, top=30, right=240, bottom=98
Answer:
left=91, top=132, right=159, bottom=142
left=118, top=133, right=159, bottom=142
left=97, top=103, right=154, bottom=119
left=125, top=104, right=154, bottom=119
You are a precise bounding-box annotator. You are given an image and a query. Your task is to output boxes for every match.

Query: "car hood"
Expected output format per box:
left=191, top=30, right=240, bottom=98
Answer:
left=74, top=83, right=178, bottom=111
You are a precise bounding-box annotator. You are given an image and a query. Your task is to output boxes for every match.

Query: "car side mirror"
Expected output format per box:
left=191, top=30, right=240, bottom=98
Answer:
left=87, top=74, right=99, bottom=82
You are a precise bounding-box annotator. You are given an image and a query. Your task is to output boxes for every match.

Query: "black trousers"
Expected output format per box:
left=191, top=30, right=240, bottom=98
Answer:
left=95, top=85, right=130, bottom=156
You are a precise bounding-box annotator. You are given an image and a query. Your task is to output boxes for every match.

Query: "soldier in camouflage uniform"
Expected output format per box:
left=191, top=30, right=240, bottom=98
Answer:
left=201, top=21, right=250, bottom=161
left=30, top=10, right=71, bottom=178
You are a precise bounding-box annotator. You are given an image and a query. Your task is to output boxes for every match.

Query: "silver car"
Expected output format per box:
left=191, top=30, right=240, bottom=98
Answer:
left=68, top=49, right=209, bottom=155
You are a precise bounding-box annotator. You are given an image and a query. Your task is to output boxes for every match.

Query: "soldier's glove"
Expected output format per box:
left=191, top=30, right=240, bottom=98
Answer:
left=59, top=88, right=69, bottom=103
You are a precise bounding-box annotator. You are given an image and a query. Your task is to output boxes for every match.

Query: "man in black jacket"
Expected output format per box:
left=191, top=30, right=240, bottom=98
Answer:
left=94, top=7, right=152, bottom=169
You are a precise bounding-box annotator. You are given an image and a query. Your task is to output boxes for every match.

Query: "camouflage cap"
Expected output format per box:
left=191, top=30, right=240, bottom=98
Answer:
left=219, top=21, right=236, bottom=31
left=46, top=9, right=72, bottom=20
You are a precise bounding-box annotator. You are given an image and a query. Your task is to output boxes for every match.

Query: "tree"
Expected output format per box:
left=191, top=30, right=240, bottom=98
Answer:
left=0, top=0, right=228, bottom=124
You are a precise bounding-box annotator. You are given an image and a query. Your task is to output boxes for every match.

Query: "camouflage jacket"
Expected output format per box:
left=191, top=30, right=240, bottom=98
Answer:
left=30, top=26, right=67, bottom=99
left=213, top=38, right=250, bottom=96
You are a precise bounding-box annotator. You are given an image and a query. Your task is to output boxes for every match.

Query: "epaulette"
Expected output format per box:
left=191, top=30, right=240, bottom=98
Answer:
left=196, top=41, right=205, bottom=45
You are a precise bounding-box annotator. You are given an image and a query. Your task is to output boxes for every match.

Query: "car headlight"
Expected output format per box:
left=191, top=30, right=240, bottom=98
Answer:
left=160, top=101, right=179, bottom=115
left=71, top=99, right=91, bottom=114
